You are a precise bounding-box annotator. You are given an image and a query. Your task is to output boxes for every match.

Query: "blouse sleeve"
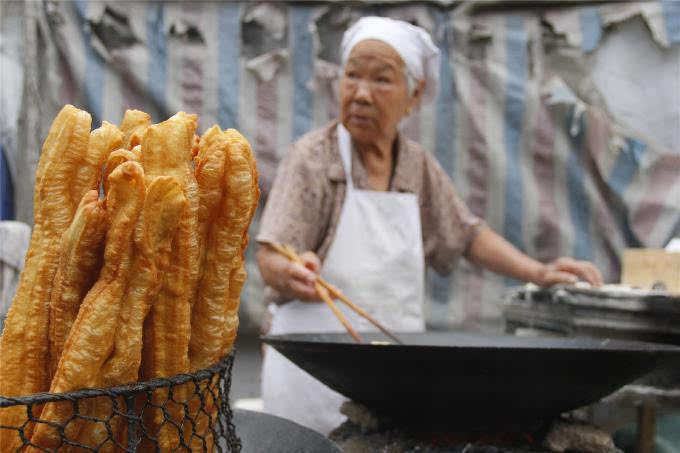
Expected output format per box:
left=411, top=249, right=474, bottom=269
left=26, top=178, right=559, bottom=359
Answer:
left=256, top=142, right=330, bottom=255
left=420, top=152, right=485, bottom=275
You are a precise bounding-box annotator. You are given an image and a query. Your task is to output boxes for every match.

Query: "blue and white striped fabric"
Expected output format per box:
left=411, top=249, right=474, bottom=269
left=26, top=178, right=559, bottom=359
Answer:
left=14, top=1, right=680, bottom=329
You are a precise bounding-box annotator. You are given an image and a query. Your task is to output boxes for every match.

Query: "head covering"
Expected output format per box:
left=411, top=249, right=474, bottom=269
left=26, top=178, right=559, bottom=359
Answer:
left=341, top=16, right=441, bottom=105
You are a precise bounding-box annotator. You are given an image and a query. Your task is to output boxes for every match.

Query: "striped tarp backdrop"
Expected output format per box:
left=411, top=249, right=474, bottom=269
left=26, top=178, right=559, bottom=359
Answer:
left=12, top=1, right=680, bottom=330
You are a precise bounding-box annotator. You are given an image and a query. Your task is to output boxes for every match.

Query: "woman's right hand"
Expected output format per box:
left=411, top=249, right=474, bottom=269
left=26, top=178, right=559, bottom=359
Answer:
left=281, top=251, right=322, bottom=302
left=257, top=244, right=322, bottom=302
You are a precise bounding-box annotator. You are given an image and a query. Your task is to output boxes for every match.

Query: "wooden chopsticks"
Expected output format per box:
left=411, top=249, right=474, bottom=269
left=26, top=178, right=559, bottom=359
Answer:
left=314, top=279, right=364, bottom=343
left=265, top=242, right=403, bottom=345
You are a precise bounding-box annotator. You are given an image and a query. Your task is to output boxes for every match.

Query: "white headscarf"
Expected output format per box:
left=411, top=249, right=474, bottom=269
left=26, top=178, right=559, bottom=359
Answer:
left=340, top=16, right=441, bottom=105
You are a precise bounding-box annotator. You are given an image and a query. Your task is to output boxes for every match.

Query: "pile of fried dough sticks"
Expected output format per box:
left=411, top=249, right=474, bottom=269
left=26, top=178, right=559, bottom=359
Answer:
left=0, top=105, right=259, bottom=452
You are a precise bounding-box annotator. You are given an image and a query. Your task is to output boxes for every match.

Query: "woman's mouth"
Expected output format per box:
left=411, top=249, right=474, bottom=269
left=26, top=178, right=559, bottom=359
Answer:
left=348, top=115, right=372, bottom=126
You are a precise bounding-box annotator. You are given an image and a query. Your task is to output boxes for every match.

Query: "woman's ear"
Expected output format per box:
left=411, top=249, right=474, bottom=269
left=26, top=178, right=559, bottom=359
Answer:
left=410, top=79, right=426, bottom=110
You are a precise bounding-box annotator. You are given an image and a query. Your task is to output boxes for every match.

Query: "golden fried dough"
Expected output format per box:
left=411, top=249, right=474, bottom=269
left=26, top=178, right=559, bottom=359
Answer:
left=45, top=119, right=121, bottom=409
left=72, top=121, right=123, bottom=206
left=187, top=129, right=259, bottom=451
left=47, top=190, right=108, bottom=381
left=191, top=133, right=201, bottom=157
left=141, top=111, right=197, bottom=182
left=194, top=125, right=228, bottom=286
left=140, top=112, right=199, bottom=378
left=141, top=112, right=200, bottom=310
left=0, top=105, right=92, bottom=450
left=120, top=109, right=151, bottom=149
left=103, top=148, right=139, bottom=195
left=28, top=162, right=146, bottom=451
left=104, top=176, right=185, bottom=385
left=184, top=126, right=229, bottom=450
left=2, top=105, right=258, bottom=452
left=189, top=129, right=259, bottom=370
left=32, top=105, right=84, bottom=232
left=139, top=112, right=200, bottom=450
left=222, top=129, right=259, bottom=356
left=131, top=144, right=142, bottom=160
left=76, top=176, right=185, bottom=451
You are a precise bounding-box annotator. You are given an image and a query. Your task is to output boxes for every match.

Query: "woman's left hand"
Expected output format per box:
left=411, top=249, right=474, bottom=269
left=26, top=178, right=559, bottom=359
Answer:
left=537, top=257, right=604, bottom=287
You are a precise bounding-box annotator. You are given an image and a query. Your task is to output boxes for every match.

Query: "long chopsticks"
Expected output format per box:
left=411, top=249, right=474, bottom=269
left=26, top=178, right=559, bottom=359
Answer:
left=315, top=279, right=364, bottom=343
left=265, top=241, right=403, bottom=345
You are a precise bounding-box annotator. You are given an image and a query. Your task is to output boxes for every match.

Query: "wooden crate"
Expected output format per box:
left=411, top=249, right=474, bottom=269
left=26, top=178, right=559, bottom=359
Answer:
left=621, top=249, right=680, bottom=293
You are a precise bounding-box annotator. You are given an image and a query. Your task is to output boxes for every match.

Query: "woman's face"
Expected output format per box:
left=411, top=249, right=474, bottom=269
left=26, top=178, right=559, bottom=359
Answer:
left=339, top=40, right=420, bottom=145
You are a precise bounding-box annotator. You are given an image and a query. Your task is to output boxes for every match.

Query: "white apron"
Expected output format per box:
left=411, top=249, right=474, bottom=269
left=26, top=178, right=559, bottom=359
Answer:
left=261, top=124, right=425, bottom=435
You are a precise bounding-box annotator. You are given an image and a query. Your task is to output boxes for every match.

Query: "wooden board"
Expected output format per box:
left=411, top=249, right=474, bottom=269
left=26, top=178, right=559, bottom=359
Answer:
left=621, top=249, right=680, bottom=293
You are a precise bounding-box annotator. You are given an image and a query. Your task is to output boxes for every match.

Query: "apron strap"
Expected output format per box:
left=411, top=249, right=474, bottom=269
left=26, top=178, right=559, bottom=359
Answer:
left=337, top=124, right=354, bottom=191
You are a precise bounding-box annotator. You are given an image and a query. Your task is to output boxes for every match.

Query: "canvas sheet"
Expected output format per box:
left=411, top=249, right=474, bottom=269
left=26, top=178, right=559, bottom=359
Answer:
left=3, top=1, right=679, bottom=330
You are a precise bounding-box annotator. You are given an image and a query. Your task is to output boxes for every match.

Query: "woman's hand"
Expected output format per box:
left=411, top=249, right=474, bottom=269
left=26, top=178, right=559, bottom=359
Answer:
left=257, top=244, right=322, bottom=302
left=281, top=251, right=322, bottom=302
left=536, top=257, right=603, bottom=287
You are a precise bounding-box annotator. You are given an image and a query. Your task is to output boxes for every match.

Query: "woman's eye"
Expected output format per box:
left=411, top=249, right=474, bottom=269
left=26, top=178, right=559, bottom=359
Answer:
left=376, top=77, right=391, bottom=84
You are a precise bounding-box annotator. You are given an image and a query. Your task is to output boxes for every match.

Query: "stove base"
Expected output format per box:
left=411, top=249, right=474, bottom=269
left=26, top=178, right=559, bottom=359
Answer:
left=329, top=401, right=622, bottom=453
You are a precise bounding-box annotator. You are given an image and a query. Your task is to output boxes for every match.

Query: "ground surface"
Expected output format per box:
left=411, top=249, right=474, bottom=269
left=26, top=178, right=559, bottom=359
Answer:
left=230, top=333, right=264, bottom=408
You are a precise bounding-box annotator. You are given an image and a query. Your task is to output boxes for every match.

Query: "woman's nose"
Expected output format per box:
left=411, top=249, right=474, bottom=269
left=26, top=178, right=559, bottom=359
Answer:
left=353, top=79, right=373, bottom=103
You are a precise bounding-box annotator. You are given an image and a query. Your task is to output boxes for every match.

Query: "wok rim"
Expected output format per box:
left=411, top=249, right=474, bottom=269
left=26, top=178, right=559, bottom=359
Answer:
left=262, top=331, right=680, bottom=355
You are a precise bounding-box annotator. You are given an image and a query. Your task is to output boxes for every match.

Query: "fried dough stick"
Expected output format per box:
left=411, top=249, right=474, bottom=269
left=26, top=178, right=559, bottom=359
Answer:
left=176, top=126, right=227, bottom=451
left=0, top=106, right=97, bottom=450
left=75, top=176, right=186, bottom=452
left=188, top=129, right=259, bottom=451
left=189, top=129, right=259, bottom=371
left=130, top=144, right=142, bottom=160
left=119, top=109, right=151, bottom=150
left=139, top=112, right=200, bottom=450
left=193, top=126, right=228, bottom=292
left=73, top=121, right=123, bottom=202
left=27, top=162, right=146, bottom=452
left=43, top=119, right=122, bottom=409
left=47, top=190, right=108, bottom=381
left=103, top=149, right=140, bottom=195
left=222, top=130, right=259, bottom=356
left=30, top=106, right=80, bottom=243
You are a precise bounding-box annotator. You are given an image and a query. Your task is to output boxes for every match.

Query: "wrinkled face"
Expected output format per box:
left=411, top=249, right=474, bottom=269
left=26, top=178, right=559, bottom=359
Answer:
left=340, top=40, right=418, bottom=145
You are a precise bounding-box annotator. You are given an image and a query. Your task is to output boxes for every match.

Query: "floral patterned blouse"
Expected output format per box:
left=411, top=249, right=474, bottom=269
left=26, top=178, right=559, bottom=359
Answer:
left=257, top=121, right=484, bottom=303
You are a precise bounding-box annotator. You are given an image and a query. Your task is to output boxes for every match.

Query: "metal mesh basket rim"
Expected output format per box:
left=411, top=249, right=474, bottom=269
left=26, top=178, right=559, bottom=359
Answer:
left=0, top=353, right=234, bottom=407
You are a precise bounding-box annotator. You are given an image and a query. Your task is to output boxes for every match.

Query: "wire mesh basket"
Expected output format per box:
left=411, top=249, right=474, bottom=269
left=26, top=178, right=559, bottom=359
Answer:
left=0, top=353, right=241, bottom=452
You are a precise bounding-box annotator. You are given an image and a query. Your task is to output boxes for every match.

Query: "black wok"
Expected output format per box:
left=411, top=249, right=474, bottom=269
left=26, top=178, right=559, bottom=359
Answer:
left=263, top=332, right=680, bottom=427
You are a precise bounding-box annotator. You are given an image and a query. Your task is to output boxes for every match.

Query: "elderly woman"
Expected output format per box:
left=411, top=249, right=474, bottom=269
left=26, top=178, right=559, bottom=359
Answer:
left=256, top=16, right=602, bottom=434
